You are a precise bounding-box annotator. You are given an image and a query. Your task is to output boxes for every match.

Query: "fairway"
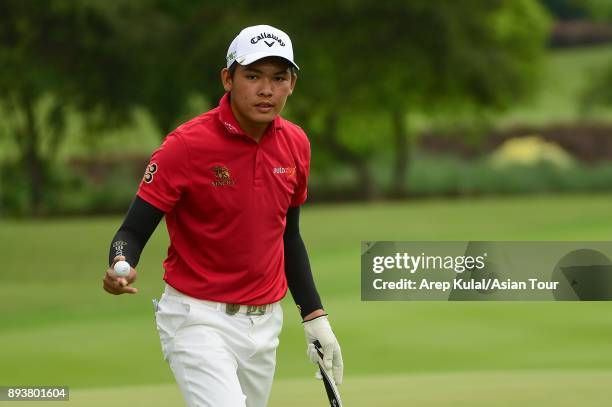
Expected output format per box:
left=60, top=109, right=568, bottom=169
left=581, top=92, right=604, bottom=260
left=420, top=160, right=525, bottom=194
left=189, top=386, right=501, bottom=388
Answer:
left=1, top=194, right=612, bottom=405
left=1, top=370, right=610, bottom=407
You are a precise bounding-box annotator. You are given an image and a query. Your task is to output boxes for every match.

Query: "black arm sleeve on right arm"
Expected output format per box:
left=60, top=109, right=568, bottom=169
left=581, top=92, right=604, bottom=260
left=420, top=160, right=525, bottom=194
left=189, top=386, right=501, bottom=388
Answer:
left=108, top=196, right=165, bottom=268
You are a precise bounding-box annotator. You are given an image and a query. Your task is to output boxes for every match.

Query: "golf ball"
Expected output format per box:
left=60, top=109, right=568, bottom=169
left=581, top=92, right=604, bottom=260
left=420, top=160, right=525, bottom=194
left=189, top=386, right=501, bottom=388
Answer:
left=114, top=260, right=131, bottom=277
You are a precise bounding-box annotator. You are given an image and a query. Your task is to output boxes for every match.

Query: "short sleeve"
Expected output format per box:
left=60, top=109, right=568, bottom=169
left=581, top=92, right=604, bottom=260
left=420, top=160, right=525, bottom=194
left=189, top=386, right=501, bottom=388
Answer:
left=136, top=132, right=190, bottom=212
left=290, top=138, right=311, bottom=207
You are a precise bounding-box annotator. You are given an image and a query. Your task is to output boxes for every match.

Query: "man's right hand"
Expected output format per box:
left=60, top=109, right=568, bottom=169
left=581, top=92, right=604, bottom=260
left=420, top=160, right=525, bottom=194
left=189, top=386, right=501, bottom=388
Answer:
left=103, top=255, right=139, bottom=295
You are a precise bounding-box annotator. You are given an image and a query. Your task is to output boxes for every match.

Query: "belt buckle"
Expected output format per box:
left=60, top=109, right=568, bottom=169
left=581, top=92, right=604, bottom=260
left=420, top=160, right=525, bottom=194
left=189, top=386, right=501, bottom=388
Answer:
left=246, top=304, right=267, bottom=316
left=225, top=304, right=240, bottom=315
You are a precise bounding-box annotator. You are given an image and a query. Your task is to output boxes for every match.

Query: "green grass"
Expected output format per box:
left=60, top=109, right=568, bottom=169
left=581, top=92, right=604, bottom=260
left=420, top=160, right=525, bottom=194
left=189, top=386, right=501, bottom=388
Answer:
left=1, top=194, right=612, bottom=405
left=2, top=371, right=611, bottom=407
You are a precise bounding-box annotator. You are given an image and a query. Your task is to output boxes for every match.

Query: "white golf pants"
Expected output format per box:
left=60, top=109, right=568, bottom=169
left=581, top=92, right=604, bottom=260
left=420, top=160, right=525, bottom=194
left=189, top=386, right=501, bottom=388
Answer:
left=154, top=284, right=283, bottom=407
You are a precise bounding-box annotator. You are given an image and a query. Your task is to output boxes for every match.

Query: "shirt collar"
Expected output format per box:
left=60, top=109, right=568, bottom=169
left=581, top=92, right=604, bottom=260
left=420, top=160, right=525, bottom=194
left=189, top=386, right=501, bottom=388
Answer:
left=218, top=92, right=283, bottom=139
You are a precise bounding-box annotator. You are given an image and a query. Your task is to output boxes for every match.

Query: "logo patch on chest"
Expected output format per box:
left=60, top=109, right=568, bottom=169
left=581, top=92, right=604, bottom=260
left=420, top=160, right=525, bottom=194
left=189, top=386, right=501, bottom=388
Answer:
left=272, top=167, right=296, bottom=177
left=212, top=165, right=236, bottom=186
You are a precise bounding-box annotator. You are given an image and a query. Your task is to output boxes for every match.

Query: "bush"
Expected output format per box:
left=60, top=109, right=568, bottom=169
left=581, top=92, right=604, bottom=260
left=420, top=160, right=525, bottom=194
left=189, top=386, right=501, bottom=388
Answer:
left=0, top=161, right=32, bottom=217
left=406, top=150, right=612, bottom=197
left=4, top=152, right=612, bottom=217
left=0, top=161, right=139, bottom=218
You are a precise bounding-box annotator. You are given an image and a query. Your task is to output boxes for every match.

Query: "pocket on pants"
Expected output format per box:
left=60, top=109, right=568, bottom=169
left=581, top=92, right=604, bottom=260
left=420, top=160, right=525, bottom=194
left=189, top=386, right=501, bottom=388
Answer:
left=276, top=305, right=284, bottom=335
left=155, top=295, right=191, bottom=361
left=270, top=305, right=284, bottom=349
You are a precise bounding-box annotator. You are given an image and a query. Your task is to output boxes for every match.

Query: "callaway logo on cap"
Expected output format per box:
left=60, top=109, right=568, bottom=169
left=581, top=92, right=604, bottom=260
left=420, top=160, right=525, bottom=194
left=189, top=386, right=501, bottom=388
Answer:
left=226, top=24, right=299, bottom=70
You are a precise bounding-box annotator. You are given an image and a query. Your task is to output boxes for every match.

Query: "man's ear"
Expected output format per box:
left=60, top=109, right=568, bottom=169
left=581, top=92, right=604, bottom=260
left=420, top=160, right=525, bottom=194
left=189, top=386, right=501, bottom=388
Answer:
left=288, top=73, right=297, bottom=96
left=221, top=68, right=232, bottom=92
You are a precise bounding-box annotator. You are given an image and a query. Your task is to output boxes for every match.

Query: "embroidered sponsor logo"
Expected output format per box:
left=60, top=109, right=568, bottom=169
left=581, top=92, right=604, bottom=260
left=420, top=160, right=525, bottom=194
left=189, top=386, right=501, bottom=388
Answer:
left=113, top=240, right=128, bottom=257
left=226, top=51, right=237, bottom=62
left=143, top=163, right=158, bottom=183
left=212, top=165, right=236, bottom=186
left=273, top=166, right=296, bottom=176
left=250, top=32, right=286, bottom=47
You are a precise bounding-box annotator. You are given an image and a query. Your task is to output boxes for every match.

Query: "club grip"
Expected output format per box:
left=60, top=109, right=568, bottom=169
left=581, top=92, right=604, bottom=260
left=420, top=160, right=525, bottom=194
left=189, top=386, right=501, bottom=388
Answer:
left=312, top=340, right=343, bottom=406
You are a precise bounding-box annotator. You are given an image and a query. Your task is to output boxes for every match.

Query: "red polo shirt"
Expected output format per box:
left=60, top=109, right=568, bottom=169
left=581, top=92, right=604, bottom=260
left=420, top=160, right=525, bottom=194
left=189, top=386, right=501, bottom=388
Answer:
left=136, top=93, right=310, bottom=305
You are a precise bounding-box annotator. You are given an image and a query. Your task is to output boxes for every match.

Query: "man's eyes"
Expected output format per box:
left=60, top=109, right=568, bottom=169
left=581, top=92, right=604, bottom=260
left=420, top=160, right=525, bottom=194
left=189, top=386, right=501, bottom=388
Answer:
left=245, top=75, right=287, bottom=81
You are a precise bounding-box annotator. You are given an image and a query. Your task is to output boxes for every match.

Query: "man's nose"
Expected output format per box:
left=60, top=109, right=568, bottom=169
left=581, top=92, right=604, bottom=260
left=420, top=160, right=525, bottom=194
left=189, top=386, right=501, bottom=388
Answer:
left=258, top=78, right=273, bottom=97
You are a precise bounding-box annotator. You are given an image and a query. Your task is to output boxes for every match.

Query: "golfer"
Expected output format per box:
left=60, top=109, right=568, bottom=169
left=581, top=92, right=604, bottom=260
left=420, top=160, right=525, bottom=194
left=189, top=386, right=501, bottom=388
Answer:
left=102, top=24, right=343, bottom=406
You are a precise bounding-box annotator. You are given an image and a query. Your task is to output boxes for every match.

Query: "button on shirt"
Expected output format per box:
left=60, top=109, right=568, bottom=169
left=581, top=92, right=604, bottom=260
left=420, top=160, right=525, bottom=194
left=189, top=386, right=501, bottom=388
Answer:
left=137, top=92, right=310, bottom=305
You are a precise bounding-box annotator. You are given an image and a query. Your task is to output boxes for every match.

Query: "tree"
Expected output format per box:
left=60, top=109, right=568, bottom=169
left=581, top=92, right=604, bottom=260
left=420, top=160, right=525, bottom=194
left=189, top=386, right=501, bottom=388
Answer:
left=0, top=1, right=553, bottom=213
left=540, top=0, right=588, bottom=20
left=0, top=0, right=152, bottom=214
left=0, top=0, right=210, bottom=214
left=258, top=0, right=551, bottom=198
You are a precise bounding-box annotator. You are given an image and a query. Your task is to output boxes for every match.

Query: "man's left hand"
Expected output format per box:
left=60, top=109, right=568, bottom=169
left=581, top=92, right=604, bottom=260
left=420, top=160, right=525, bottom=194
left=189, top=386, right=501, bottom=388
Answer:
left=302, top=314, right=343, bottom=385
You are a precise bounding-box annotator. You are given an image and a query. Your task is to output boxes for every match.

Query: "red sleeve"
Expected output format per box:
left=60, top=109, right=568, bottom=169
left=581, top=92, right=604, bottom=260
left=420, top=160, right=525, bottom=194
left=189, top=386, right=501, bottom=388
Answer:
left=136, top=132, right=191, bottom=212
left=290, top=137, right=311, bottom=207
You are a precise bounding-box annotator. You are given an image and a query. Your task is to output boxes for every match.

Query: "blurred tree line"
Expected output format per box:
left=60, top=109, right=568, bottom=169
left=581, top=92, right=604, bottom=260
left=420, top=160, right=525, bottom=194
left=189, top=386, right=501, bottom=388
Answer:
left=1, top=0, right=553, bottom=216
left=542, top=0, right=612, bottom=20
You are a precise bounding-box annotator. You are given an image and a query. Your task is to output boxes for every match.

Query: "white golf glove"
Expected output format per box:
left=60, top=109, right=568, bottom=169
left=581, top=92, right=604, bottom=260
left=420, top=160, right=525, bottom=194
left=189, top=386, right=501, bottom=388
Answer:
left=302, top=315, right=343, bottom=385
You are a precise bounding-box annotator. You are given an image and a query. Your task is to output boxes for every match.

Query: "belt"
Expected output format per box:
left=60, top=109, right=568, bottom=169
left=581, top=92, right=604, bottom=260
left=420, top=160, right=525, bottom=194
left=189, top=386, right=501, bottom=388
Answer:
left=163, top=284, right=275, bottom=316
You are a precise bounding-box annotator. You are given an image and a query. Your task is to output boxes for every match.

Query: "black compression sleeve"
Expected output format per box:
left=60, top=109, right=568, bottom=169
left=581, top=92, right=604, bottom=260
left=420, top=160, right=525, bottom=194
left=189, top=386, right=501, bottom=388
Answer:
left=108, top=196, right=165, bottom=268
left=283, top=206, right=324, bottom=318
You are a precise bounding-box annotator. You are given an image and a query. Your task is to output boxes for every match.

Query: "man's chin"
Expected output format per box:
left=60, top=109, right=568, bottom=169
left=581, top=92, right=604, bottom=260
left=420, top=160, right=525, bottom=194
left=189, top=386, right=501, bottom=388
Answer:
left=250, top=112, right=277, bottom=124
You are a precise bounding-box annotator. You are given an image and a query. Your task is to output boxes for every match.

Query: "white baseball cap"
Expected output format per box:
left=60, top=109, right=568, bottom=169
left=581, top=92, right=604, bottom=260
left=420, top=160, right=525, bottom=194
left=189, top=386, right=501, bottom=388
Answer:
left=226, top=24, right=299, bottom=70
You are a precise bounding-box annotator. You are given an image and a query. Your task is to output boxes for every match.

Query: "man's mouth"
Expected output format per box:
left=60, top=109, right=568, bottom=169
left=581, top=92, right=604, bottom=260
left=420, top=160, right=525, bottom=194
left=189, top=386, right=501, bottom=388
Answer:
left=255, top=102, right=274, bottom=113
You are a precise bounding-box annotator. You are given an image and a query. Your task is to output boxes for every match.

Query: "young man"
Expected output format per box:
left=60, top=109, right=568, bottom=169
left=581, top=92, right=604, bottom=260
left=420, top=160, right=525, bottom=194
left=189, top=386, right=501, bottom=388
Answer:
left=101, top=25, right=343, bottom=407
